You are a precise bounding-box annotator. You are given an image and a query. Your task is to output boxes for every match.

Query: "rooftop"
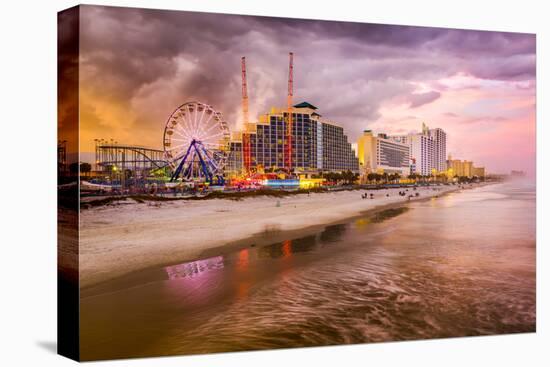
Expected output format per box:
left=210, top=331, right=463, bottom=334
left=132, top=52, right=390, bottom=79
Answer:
left=293, top=101, right=318, bottom=110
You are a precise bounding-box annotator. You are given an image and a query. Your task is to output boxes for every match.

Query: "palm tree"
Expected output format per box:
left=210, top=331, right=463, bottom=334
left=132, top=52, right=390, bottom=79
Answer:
left=342, top=170, right=357, bottom=184
left=390, top=173, right=401, bottom=183
left=80, top=162, right=92, bottom=177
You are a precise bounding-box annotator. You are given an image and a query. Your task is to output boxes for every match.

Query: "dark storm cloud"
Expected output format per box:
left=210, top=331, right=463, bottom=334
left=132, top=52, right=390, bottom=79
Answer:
left=58, top=6, right=80, bottom=156
left=78, top=5, right=536, bottom=145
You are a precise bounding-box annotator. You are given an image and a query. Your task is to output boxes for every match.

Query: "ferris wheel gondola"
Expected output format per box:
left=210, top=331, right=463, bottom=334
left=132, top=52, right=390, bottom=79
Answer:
left=163, top=102, right=230, bottom=184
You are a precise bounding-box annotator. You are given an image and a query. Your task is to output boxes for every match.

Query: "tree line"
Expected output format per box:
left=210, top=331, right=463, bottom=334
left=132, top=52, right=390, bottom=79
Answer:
left=312, top=170, right=359, bottom=184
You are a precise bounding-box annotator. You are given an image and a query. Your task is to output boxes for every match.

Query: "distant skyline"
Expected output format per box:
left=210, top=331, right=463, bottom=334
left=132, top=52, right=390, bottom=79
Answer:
left=74, top=5, right=536, bottom=175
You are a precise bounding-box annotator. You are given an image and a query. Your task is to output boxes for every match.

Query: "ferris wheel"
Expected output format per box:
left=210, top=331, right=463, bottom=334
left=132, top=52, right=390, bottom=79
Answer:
left=163, top=102, right=230, bottom=184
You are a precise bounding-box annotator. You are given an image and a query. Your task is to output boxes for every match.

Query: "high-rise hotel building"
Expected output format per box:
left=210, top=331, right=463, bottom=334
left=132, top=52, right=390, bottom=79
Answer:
left=409, top=133, right=436, bottom=176
left=321, top=119, right=359, bottom=172
left=391, top=123, right=447, bottom=176
left=428, top=127, right=447, bottom=172
left=356, top=130, right=410, bottom=176
left=227, top=102, right=359, bottom=175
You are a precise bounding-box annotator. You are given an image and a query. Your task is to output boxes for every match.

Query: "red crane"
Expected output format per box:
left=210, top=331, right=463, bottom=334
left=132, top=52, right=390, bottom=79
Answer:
left=241, top=56, right=251, bottom=173
left=285, top=52, right=294, bottom=173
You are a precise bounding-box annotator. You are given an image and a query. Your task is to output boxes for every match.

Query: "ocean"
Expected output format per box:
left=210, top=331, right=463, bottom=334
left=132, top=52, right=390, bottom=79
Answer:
left=80, top=180, right=536, bottom=360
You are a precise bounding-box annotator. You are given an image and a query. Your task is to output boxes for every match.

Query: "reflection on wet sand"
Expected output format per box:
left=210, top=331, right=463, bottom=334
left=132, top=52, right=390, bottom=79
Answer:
left=80, top=181, right=535, bottom=360
left=165, top=256, right=224, bottom=279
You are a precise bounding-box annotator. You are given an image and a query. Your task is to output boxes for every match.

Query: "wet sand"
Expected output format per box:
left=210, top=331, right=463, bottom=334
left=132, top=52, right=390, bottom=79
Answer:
left=79, top=183, right=489, bottom=288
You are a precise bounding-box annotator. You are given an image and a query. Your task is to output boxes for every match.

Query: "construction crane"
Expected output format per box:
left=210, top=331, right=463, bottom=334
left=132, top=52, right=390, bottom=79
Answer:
left=285, top=52, right=294, bottom=173
left=241, top=56, right=251, bottom=173
left=241, top=56, right=249, bottom=126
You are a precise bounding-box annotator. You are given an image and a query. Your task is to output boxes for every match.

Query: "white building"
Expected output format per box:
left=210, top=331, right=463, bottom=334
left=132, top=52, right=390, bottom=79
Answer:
left=428, top=127, right=447, bottom=172
left=409, top=133, right=435, bottom=176
left=390, top=123, right=447, bottom=176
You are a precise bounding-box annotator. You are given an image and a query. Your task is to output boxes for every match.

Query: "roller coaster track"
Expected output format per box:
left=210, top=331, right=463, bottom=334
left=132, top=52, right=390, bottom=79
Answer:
left=97, top=145, right=169, bottom=170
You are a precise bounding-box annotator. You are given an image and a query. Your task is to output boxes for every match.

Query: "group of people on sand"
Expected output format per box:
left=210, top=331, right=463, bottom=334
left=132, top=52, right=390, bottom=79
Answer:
left=361, top=188, right=425, bottom=201
left=394, top=190, right=420, bottom=200
left=360, top=190, right=421, bottom=201
left=361, top=192, right=375, bottom=199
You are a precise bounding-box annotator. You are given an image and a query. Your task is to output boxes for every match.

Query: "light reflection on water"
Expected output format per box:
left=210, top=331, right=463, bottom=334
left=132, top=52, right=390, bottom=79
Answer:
left=80, top=181, right=536, bottom=360
left=165, top=256, right=224, bottom=280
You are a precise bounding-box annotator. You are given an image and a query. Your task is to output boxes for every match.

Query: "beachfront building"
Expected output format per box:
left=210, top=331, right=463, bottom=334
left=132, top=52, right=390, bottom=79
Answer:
left=472, top=166, right=486, bottom=177
left=409, top=133, right=436, bottom=176
left=228, top=102, right=359, bottom=175
left=463, top=161, right=473, bottom=177
left=390, top=122, right=446, bottom=176
left=226, top=133, right=244, bottom=177
left=446, top=156, right=463, bottom=177
left=428, top=127, right=447, bottom=172
left=321, top=117, right=359, bottom=172
left=446, top=155, right=476, bottom=177
left=510, top=170, right=526, bottom=177
left=357, top=130, right=410, bottom=176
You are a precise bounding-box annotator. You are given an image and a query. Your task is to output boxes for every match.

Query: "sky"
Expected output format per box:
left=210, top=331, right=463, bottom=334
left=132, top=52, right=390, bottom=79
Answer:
left=73, top=5, right=536, bottom=175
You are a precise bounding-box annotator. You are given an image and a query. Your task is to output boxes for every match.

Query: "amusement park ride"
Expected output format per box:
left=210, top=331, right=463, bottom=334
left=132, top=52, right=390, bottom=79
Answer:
left=93, top=52, right=326, bottom=191
left=163, top=52, right=296, bottom=186
left=163, top=101, right=230, bottom=185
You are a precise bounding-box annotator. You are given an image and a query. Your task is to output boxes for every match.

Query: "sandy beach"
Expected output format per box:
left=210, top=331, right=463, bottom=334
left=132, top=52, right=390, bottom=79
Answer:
left=79, top=183, right=488, bottom=288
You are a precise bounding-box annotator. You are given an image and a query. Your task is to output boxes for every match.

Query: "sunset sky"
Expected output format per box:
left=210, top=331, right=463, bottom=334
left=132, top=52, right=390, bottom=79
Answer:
left=76, top=5, right=536, bottom=175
